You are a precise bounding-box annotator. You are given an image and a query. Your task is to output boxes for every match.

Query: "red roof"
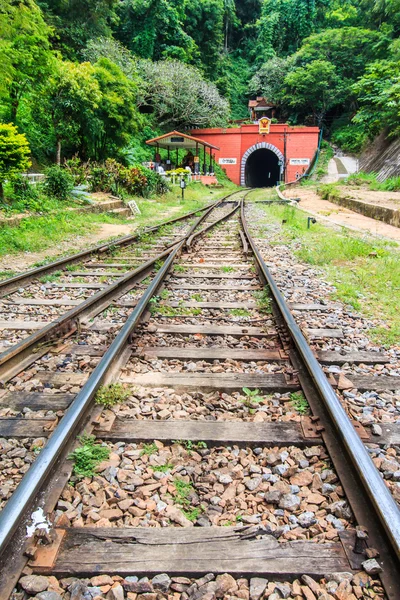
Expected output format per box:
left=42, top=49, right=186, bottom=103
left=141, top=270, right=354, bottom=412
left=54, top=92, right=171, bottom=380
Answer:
left=146, top=130, right=219, bottom=151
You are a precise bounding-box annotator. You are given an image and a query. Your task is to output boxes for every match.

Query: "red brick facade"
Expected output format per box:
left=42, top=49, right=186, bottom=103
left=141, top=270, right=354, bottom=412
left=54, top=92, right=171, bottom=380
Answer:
left=191, top=124, right=320, bottom=185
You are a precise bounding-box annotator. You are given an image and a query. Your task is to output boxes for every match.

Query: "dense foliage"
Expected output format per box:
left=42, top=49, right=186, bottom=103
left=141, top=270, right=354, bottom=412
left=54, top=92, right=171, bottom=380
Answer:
left=0, top=0, right=399, bottom=164
left=0, top=123, right=31, bottom=199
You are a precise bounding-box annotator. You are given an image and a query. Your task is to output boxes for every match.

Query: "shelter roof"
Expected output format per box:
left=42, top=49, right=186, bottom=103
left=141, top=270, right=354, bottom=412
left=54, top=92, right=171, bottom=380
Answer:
left=146, top=130, right=219, bottom=151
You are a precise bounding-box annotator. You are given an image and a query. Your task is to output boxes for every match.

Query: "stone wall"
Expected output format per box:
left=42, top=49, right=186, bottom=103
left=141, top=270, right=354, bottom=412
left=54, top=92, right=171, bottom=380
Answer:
left=359, top=132, right=400, bottom=181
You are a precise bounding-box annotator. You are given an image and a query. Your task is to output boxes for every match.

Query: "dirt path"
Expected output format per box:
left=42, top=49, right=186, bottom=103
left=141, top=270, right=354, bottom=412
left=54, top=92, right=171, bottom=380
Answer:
left=2, top=223, right=134, bottom=273
left=285, top=187, right=400, bottom=242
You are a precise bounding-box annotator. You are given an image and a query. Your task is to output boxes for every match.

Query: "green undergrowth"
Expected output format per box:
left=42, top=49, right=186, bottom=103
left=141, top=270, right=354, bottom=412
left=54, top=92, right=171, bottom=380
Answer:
left=254, top=203, right=400, bottom=347
left=0, top=182, right=237, bottom=263
left=133, top=181, right=237, bottom=226
left=95, top=383, right=130, bottom=408
left=343, top=172, right=400, bottom=192
left=69, top=434, right=110, bottom=478
left=290, top=392, right=309, bottom=415
left=0, top=211, right=131, bottom=257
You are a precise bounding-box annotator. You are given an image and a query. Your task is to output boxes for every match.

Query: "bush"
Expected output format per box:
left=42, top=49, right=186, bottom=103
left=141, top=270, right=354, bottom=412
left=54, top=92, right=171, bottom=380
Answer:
left=64, top=155, right=90, bottom=185
left=89, top=164, right=111, bottom=193
left=345, top=172, right=400, bottom=192
left=331, top=123, right=367, bottom=154
left=0, top=175, right=56, bottom=214
left=0, top=123, right=31, bottom=200
left=44, top=166, right=74, bottom=200
left=144, top=168, right=170, bottom=196
left=88, top=160, right=169, bottom=197
left=318, top=183, right=341, bottom=200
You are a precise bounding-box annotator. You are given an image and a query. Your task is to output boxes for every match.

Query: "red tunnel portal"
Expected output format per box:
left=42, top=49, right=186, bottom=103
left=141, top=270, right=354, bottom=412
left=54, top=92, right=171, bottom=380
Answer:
left=191, top=124, right=320, bottom=186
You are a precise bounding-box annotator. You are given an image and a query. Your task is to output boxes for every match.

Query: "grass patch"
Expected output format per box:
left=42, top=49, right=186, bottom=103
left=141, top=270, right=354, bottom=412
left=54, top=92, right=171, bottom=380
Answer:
left=0, top=212, right=130, bottom=258
left=174, top=265, right=187, bottom=273
left=140, top=442, right=158, bottom=456
left=343, top=171, right=400, bottom=192
left=172, top=478, right=194, bottom=507
left=172, top=440, right=207, bottom=455
left=221, top=266, right=234, bottom=273
left=255, top=202, right=400, bottom=346
left=39, top=270, right=62, bottom=283
left=241, top=387, right=264, bottom=408
left=254, top=288, right=272, bottom=313
left=150, top=297, right=201, bottom=316
left=95, top=383, right=130, bottom=408
left=246, top=188, right=278, bottom=202
left=230, top=308, right=251, bottom=317
left=150, top=463, right=174, bottom=473
left=133, top=181, right=238, bottom=228
left=0, top=182, right=238, bottom=261
left=312, top=141, right=334, bottom=181
left=68, top=434, right=110, bottom=478
left=0, top=270, right=17, bottom=280
left=183, top=507, right=201, bottom=522
left=290, top=392, right=309, bottom=415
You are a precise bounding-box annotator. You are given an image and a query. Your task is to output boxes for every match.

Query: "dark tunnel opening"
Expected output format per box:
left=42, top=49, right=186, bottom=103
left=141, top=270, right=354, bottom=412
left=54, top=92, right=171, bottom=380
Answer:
left=245, top=148, right=280, bottom=187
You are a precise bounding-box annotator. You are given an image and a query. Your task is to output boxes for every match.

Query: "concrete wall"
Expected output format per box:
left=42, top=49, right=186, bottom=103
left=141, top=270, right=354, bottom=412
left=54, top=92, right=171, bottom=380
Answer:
left=192, top=124, right=320, bottom=185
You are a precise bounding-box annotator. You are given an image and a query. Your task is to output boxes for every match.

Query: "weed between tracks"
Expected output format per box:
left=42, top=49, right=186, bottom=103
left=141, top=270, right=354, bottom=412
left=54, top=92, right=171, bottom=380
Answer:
left=290, top=392, right=309, bottom=415
left=230, top=308, right=251, bottom=317
left=69, top=434, right=110, bottom=478
left=95, top=383, right=130, bottom=408
left=254, top=203, right=400, bottom=346
left=39, top=270, right=62, bottom=283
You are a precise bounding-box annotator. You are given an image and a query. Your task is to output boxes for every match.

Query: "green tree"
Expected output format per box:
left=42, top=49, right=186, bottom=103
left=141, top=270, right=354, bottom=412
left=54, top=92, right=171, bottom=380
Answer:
left=138, top=59, right=229, bottom=129
left=37, top=0, right=119, bottom=57
left=184, top=0, right=224, bottom=72
left=39, top=60, right=101, bottom=164
left=283, top=59, right=346, bottom=125
left=293, top=28, right=388, bottom=82
left=253, top=0, right=332, bottom=62
left=248, top=56, right=293, bottom=103
left=115, top=0, right=197, bottom=62
left=214, top=53, right=251, bottom=119
left=0, top=0, right=54, bottom=122
left=83, top=37, right=138, bottom=79
left=86, top=58, right=140, bottom=160
left=353, top=60, right=400, bottom=137
left=0, top=124, right=31, bottom=200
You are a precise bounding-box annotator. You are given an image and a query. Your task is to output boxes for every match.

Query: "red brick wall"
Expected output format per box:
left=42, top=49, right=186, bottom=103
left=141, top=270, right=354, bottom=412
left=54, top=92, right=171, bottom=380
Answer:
left=191, top=124, right=320, bottom=185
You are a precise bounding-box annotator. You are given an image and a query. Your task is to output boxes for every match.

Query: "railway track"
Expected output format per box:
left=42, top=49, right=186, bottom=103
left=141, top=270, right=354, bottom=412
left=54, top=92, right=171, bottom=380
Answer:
left=0, top=196, right=239, bottom=383
left=0, top=193, right=399, bottom=600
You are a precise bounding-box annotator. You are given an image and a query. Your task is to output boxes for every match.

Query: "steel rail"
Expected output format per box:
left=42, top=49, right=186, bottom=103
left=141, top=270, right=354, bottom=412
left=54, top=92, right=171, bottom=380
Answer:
left=0, top=202, right=214, bottom=297
left=0, top=195, right=227, bottom=382
left=240, top=200, right=400, bottom=567
left=186, top=200, right=241, bottom=248
left=0, top=199, right=241, bottom=556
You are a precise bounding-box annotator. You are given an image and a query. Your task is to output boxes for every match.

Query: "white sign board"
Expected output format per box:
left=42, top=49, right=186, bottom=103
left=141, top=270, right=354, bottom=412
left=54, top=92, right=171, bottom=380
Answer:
left=219, top=158, right=237, bottom=165
left=289, top=158, right=310, bottom=165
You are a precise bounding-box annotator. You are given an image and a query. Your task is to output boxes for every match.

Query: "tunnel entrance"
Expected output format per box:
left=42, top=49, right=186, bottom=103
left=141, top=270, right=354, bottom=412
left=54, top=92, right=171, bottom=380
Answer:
left=245, top=148, right=280, bottom=187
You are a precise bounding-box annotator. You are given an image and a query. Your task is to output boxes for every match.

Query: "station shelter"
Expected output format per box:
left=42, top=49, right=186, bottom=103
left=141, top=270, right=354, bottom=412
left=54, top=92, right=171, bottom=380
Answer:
left=146, top=131, right=219, bottom=184
left=190, top=121, right=320, bottom=187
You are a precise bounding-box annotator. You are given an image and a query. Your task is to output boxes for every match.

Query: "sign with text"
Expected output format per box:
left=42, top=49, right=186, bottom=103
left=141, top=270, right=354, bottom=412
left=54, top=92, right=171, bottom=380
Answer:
left=258, top=117, right=271, bottom=135
left=289, top=158, right=310, bottom=165
left=219, top=158, right=237, bottom=165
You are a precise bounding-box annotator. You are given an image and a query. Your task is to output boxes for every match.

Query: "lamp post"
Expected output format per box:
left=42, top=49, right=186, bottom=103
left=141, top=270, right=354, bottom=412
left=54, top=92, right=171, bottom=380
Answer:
left=180, top=177, right=186, bottom=202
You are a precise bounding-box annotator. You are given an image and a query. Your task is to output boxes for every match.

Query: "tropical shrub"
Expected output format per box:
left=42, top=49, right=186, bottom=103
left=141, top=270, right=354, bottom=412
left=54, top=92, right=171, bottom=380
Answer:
left=43, top=166, right=74, bottom=200
left=0, top=124, right=31, bottom=200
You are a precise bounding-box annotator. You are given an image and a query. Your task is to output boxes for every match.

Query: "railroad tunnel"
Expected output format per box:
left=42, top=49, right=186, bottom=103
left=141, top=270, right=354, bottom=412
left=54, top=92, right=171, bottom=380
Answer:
left=245, top=148, right=281, bottom=187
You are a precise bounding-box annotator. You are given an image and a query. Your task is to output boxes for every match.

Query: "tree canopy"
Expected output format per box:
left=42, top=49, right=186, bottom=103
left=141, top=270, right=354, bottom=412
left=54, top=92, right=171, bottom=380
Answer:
left=1, top=0, right=399, bottom=162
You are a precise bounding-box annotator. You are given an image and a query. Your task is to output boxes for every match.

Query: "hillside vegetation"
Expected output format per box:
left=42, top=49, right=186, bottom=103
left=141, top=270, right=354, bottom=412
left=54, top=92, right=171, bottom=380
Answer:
left=0, top=0, right=399, bottom=165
